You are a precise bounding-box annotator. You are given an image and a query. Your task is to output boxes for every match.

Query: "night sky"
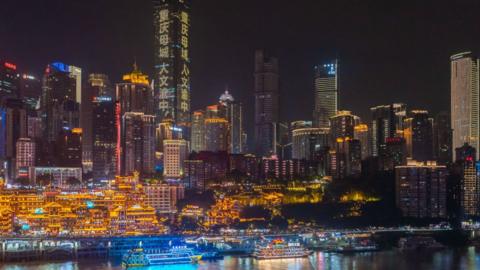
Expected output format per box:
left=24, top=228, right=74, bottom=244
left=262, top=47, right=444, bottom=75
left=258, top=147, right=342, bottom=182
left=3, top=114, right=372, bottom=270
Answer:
left=1, top=0, right=480, bottom=139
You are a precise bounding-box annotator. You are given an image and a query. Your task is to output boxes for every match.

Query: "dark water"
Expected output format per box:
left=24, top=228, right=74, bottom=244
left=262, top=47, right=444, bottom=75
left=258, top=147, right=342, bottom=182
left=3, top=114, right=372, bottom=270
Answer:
left=2, top=248, right=480, bottom=270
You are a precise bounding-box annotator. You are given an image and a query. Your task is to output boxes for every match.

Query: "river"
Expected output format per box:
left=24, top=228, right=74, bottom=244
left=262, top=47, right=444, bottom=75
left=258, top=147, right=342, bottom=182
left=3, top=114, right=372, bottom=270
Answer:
left=1, top=248, right=480, bottom=270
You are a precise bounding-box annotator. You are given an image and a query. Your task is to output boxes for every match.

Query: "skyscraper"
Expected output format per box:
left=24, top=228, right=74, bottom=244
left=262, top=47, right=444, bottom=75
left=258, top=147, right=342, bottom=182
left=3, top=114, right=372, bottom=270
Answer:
left=153, top=0, right=191, bottom=133
left=354, top=124, right=370, bottom=159
left=219, top=90, right=245, bottom=154
left=19, top=73, right=41, bottom=111
left=191, top=110, right=205, bottom=152
left=451, top=52, right=479, bottom=160
left=454, top=143, right=478, bottom=217
left=395, top=160, right=447, bottom=218
left=403, top=110, right=434, bottom=161
left=254, top=49, right=279, bottom=157
left=82, top=74, right=112, bottom=171
left=205, top=118, right=229, bottom=152
left=92, top=96, right=116, bottom=182
left=116, top=65, right=154, bottom=116
left=120, top=112, right=156, bottom=176
left=41, top=62, right=79, bottom=142
left=15, top=138, right=35, bottom=180
left=292, top=128, right=330, bottom=160
left=55, top=128, right=82, bottom=168
left=434, top=111, right=453, bottom=164
left=330, top=110, right=359, bottom=140
left=163, top=139, right=188, bottom=179
left=0, top=61, right=19, bottom=100
left=314, top=60, right=338, bottom=128
left=370, top=104, right=399, bottom=157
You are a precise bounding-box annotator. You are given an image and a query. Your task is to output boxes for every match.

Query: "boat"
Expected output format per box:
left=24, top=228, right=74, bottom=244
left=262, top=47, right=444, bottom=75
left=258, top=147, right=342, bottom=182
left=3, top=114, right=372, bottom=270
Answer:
left=398, top=236, right=445, bottom=251
left=326, top=238, right=379, bottom=253
left=253, top=239, right=312, bottom=260
left=122, top=246, right=202, bottom=268
left=200, top=251, right=224, bottom=260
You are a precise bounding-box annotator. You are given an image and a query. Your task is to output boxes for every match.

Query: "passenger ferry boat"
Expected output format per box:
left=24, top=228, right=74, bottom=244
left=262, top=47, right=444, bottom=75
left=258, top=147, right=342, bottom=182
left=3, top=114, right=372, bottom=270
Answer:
left=253, top=239, right=312, bottom=260
left=122, top=246, right=201, bottom=268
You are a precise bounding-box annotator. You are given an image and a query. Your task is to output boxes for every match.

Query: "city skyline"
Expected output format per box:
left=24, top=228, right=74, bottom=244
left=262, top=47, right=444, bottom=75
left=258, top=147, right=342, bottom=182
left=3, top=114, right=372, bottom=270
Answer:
left=2, top=1, right=480, bottom=138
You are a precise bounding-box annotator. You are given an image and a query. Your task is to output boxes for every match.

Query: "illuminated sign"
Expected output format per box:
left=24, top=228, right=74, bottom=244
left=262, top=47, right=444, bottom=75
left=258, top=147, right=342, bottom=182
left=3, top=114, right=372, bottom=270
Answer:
left=4, top=62, right=17, bottom=70
left=323, top=63, right=336, bottom=75
left=93, top=96, right=112, bottom=102
left=51, top=62, right=69, bottom=73
left=22, top=74, right=35, bottom=80
left=86, top=200, right=95, bottom=209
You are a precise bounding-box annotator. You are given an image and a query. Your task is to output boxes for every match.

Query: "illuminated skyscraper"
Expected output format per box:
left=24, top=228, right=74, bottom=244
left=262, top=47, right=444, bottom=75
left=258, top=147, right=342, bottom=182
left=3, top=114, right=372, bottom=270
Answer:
left=82, top=74, right=112, bottom=170
left=454, top=143, right=478, bottom=216
left=330, top=110, right=359, bottom=140
left=92, top=96, right=116, bottom=182
left=191, top=110, right=205, bottom=152
left=254, top=49, right=279, bottom=157
left=451, top=52, right=479, bottom=160
left=403, top=110, right=434, bottom=161
left=41, top=62, right=79, bottom=142
left=219, top=90, right=245, bottom=154
left=292, top=128, right=330, bottom=160
left=434, top=111, right=453, bottom=164
left=205, top=118, right=229, bottom=152
left=163, top=139, right=188, bottom=179
left=19, top=73, right=41, bottom=111
left=15, top=137, right=35, bottom=180
left=314, top=60, right=338, bottom=128
left=116, top=64, right=154, bottom=116
left=395, top=160, right=447, bottom=218
left=0, top=61, right=19, bottom=100
left=55, top=128, right=82, bottom=168
left=354, top=124, right=370, bottom=159
left=370, top=104, right=406, bottom=157
left=153, top=0, right=191, bottom=133
left=121, top=112, right=156, bottom=176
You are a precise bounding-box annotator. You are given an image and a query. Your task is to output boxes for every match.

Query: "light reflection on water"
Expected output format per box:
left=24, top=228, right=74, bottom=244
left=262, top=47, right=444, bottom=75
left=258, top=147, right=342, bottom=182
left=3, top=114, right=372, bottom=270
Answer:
left=2, top=249, right=480, bottom=270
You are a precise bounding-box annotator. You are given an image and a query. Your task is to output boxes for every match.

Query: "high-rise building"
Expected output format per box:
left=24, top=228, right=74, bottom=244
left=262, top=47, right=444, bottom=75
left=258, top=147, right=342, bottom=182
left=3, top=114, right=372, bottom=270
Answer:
left=370, top=104, right=400, bottom=157
left=254, top=49, right=279, bottom=157
left=153, top=0, right=191, bottom=134
left=82, top=74, right=112, bottom=170
left=191, top=110, right=205, bottom=152
left=354, top=124, right=370, bottom=159
left=314, top=60, right=338, bottom=128
left=163, top=139, right=188, bottom=179
left=205, top=118, right=229, bottom=152
left=330, top=110, right=358, bottom=140
left=55, top=128, right=82, bottom=168
left=1, top=99, right=27, bottom=181
left=120, top=112, right=156, bottom=176
left=451, top=52, right=479, bottom=160
left=19, top=73, right=41, bottom=111
left=92, top=96, right=116, bottom=182
left=455, top=143, right=479, bottom=216
left=219, top=90, right=245, bottom=154
left=395, top=160, right=447, bottom=218
left=292, top=128, right=330, bottom=160
left=116, top=65, right=154, bottom=116
left=41, top=62, right=79, bottom=142
left=334, top=138, right=362, bottom=178
left=0, top=61, right=19, bottom=100
left=434, top=111, right=453, bottom=164
left=403, top=110, right=434, bottom=161
left=380, top=137, right=407, bottom=171
left=15, top=138, right=35, bottom=180
left=143, top=183, right=185, bottom=214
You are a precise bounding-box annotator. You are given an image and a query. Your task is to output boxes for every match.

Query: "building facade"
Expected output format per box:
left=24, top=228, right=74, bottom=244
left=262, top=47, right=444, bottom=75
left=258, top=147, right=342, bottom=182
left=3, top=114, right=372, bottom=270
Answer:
left=451, top=52, right=479, bottom=160
left=254, top=49, right=279, bottom=157
left=395, top=160, right=448, bottom=218
left=314, top=61, right=338, bottom=128
left=153, top=0, right=191, bottom=134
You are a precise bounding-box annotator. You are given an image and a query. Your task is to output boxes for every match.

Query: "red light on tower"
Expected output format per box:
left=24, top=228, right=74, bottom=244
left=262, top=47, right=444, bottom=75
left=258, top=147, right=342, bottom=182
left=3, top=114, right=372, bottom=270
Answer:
left=4, top=62, right=17, bottom=70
